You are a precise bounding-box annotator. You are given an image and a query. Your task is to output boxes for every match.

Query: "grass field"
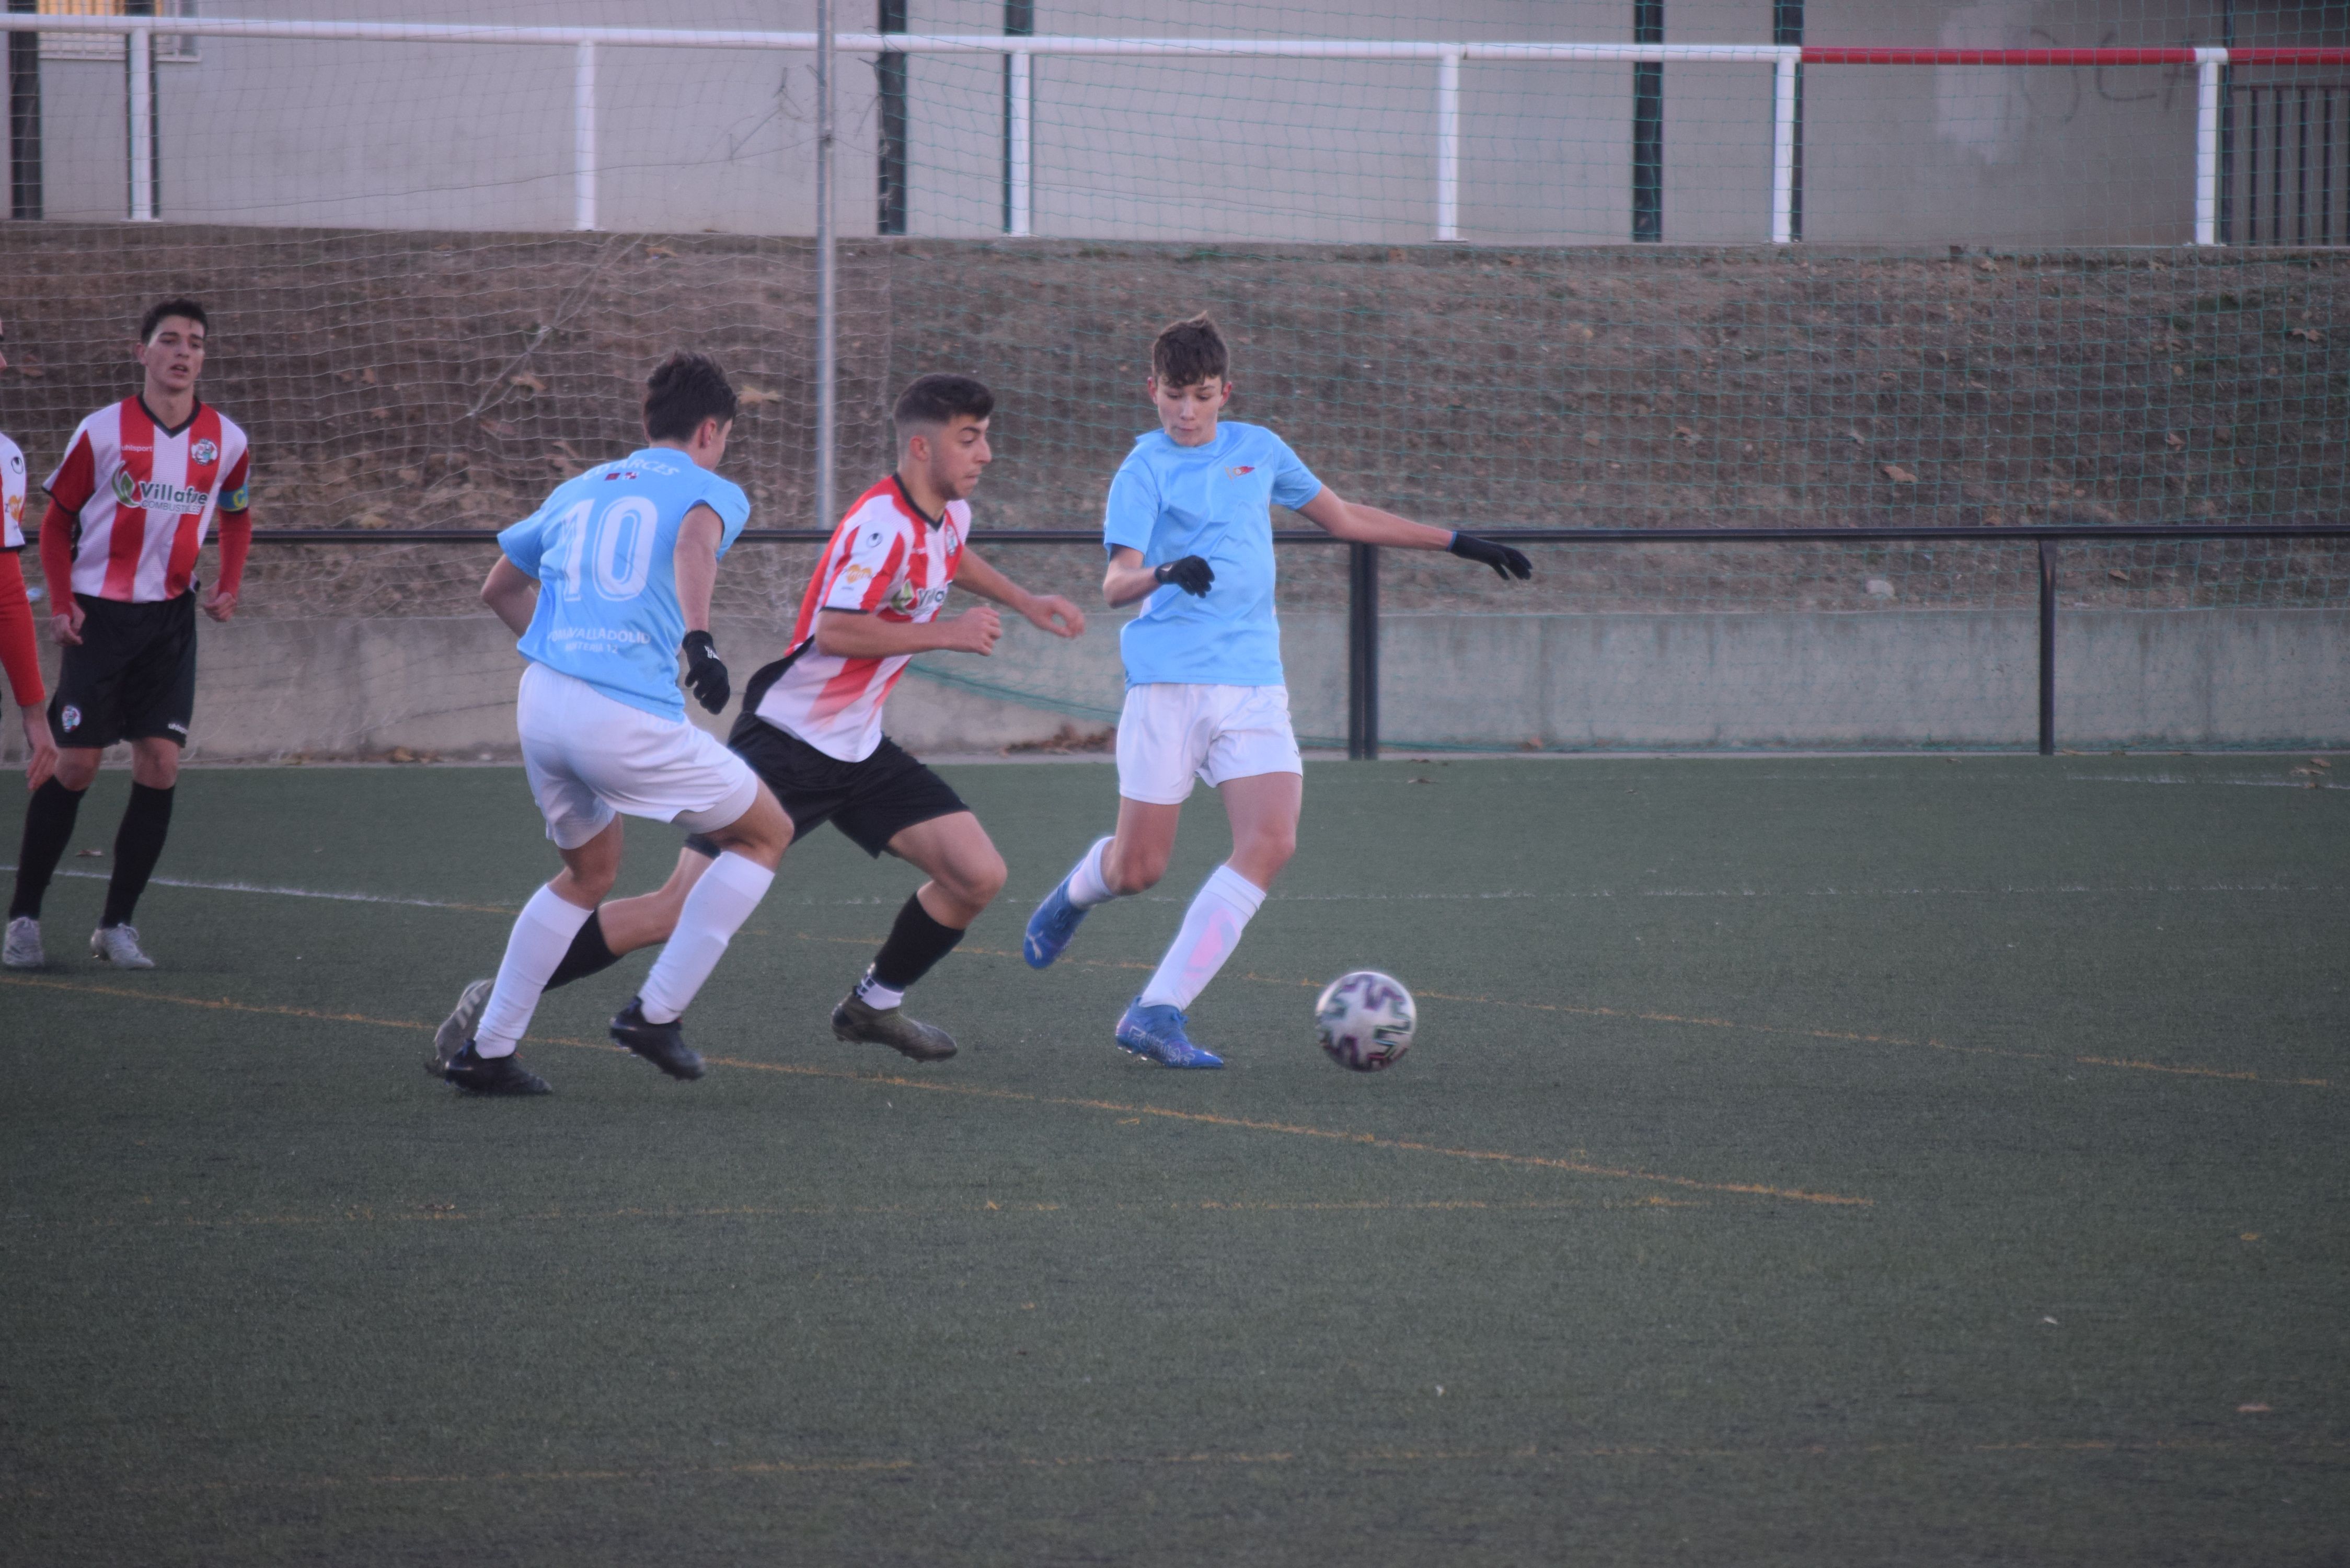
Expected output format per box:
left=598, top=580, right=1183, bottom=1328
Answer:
left=4, top=754, right=2346, bottom=1566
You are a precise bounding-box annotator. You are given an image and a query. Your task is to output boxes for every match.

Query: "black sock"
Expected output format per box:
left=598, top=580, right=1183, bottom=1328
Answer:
left=867, top=892, right=966, bottom=993
left=100, top=782, right=174, bottom=928
left=9, top=778, right=87, bottom=920
left=544, top=907, right=620, bottom=990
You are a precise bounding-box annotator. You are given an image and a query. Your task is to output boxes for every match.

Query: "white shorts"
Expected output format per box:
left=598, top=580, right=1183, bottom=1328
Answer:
left=1115, top=682, right=1303, bottom=805
left=515, top=663, right=762, bottom=850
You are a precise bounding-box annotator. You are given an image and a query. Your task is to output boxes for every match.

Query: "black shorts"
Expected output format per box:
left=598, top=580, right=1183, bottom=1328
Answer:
left=50, top=592, right=198, bottom=750
left=701, top=714, right=969, bottom=859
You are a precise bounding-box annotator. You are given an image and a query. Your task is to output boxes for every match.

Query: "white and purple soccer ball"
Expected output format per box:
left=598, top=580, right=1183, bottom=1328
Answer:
left=1315, top=969, right=1416, bottom=1073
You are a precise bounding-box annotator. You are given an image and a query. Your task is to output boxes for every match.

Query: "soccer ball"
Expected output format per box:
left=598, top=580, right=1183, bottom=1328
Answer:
left=1315, top=970, right=1416, bottom=1072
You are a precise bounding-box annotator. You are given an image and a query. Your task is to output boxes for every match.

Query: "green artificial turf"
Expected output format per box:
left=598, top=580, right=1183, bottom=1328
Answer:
left=3, top=755, right=2345, bottom=1565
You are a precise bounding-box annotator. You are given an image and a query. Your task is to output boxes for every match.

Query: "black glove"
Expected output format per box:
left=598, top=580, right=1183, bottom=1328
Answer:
left=1154, top=555, right=1215, bottom=597
left=681, top=630, right=730, bottom=713
left=1447, top=532, right=1533, bottom=581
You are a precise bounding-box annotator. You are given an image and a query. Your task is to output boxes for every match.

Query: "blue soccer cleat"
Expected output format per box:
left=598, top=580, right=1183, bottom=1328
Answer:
left=1114, top=999, right=1224, bottom=1069
left=1024, top=870, right=1092, bottom=970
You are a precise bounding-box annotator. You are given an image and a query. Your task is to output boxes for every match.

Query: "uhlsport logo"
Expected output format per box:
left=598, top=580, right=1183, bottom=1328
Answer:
left=191, top=439, right=218, bottom=466
left=59, top=705, right=80, bottom=733
left=111, top=470, right=213, bottom=514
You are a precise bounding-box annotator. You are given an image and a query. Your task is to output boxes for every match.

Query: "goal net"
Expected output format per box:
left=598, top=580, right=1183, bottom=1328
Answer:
left=1, top=0, right=2345, bottom=761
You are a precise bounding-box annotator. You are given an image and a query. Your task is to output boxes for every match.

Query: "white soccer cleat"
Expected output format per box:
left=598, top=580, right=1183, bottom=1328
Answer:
left=3, top=915, right=42, bottom=969
left=90, top=924, right=156, bottom=969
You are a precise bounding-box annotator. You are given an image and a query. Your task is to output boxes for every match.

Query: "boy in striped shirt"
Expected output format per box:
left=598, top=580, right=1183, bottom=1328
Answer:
left=5, top=299, right=250, bottom=971
left=436, top=373, right=1086, bottom=1065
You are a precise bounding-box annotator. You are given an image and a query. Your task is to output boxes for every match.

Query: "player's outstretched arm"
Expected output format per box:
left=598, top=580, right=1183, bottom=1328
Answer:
left=480, top=555, right=539, bottom=637
left=955, top=547, right=1086, bottom=639
left=1103, top=546, right=1215, bottom=607
left=1294, top=487, right=1532, bottom=580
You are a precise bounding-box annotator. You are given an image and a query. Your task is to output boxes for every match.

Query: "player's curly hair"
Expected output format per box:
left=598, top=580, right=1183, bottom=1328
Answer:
left=1152, top=313, right=1228, bottom=388
left=643, top=351, right=739, bottom=441
left=139, top=297, right=208, bottom=343
left=892, top=372, right=994, bottom=434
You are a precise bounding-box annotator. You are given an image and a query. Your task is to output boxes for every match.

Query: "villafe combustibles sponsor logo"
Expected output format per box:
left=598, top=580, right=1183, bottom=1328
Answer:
left=111, top=470, right=213, bottom=515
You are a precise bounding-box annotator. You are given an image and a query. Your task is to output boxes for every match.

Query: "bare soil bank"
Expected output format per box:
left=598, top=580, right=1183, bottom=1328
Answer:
left=4, top=227, right=2343, bottom=614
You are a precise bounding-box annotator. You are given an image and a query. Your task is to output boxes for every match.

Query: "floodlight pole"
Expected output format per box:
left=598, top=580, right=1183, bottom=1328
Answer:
left=813, top=0, right=838, bottom=531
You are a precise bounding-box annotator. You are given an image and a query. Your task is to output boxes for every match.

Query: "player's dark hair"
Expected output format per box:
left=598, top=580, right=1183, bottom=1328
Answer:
left=892, top=372, right=994, bottom=436
left=1152, top=313, right=1228, bottom=387
left=642, top=351, right=739, bottom=442
left=139, top=297, right=208, bottom=343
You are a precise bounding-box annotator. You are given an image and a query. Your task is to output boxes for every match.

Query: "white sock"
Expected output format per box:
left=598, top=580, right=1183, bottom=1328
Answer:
left=1066, top=836, right=1119, bottom=909
left=637, top=851, right=774, bottom=1024
left=475, top=885, right=596, bottom=1057
left=1137, top=864, right=1267, bottom=1011
left=855, top=966, right=905, bottom=1010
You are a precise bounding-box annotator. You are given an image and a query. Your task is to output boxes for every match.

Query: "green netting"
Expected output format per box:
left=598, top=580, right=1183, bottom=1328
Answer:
left=2, top=1, right=2346, bottom=760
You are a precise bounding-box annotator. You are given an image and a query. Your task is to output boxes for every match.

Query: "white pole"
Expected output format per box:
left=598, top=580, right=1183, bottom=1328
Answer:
left=814, top=0, right=837, bottom=530
left=573, top=40, right=597, bottom=231
left=1770, top=47, right=1797, bottom=244
left=2194, top=49, right=2225, bottom=246
left=126, top=24, right=154, bottom=221
left=1008, top=48, right=1033, bottom=237
left=1435, top=47, right=1460, bottom=240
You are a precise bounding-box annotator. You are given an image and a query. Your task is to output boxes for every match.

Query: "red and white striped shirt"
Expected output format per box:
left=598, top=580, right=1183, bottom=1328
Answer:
left=45, top=397, right=250, bottom=603
left=753, top=476, right=967, bottom=762
left=1, top=433, right=25, bottom=551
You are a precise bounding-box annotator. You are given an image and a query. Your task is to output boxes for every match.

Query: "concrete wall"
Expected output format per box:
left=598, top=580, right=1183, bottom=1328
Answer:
left=3, top=605, right=2340, bottom=769
left=8, top=0, right=2308, bottom=246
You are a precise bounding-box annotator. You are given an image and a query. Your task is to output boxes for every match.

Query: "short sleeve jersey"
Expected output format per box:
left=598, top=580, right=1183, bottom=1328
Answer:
left=751, top=476, right=967, bottom=763
left=1102, top=420, right=1321, bottom=688
left=44, top=398, right=251, bottom=602
left=498, top=447, right=751, bottom=721
left=1, top=433, right=25, bottom=551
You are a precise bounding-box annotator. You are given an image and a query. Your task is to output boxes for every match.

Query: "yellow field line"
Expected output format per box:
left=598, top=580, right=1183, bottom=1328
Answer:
left=0, top=973, right=1868, bottom=1206
left=886, top=934, right=2337, bottom=1090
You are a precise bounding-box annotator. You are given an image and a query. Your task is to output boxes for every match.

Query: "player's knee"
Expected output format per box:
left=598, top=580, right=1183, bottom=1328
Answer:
left=52, top=752, right=99, bottom=792
left=1109, top=846, right=1168, bottom=894
left=958, top=848, right=1008, bottom=909
left=1244, top=825, right=1297, bottom=871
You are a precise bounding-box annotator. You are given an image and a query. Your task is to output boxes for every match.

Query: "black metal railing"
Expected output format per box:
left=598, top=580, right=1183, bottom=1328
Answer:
left=155, top=521, right=2350, bottom=760
left=2225, top=83, right=2350, bottom=246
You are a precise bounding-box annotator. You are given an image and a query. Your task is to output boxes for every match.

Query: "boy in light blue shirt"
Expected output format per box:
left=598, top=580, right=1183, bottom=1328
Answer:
left=1023, top=313, right=1533, bottom=1067
left=501, top=443, right=751, bottom=720
left=433, top=352, right=792, bottom=1097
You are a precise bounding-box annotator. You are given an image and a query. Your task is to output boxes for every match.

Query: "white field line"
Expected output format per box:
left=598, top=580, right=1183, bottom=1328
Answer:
left=0, top=866, right=909, bottom=911
left=7, top=865, right=2330, bottom=911
left=2063, top=772, right=2348, bottom=789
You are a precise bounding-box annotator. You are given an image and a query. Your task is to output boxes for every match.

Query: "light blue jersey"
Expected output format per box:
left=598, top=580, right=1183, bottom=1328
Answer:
left=498, top=447, right=751, bottom=720
left=1103, top=420, right=1322, bottom=687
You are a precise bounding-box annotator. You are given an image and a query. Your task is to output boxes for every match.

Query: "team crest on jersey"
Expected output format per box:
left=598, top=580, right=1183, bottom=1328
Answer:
left=191, top=439, right=218, bottom=466
left=60, top=705, right=80, bottom=732
left=1227, top=465, right=1255, bottom=477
